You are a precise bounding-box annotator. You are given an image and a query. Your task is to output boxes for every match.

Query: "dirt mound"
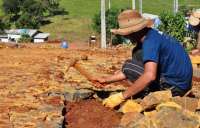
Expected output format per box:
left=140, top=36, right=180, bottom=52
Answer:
left=64, top=100, right=121, bottom=128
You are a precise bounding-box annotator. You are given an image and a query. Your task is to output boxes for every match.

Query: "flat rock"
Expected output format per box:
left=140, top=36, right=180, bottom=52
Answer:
left=126, top=104, right=200, bottom=128
left=120, top=100, right=143, bottom=113
left=140, top=90, right=172, bottom=110
left=119, top=112, right=144, bottom=127
left=124, top=117, right=156, bottom=128
left=63, top=86, right=94, bottom=102
left=171, top=96, right=199, bottom=112
left=151, top=107, right=200, bottom=128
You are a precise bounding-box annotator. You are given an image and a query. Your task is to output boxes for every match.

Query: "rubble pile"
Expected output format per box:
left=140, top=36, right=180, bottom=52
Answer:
left=0, top=45, right=200, bottom=128
left=119, top=91, right=200, bottom=128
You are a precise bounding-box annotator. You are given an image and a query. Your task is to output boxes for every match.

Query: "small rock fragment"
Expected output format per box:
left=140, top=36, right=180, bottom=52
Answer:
left=81, top=55, right=88, bottom=61
left=120, top=100, right=143, bottom=113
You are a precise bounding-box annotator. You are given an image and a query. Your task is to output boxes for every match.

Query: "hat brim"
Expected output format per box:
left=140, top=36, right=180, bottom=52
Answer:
left=111, top=19, right=153, bottom=36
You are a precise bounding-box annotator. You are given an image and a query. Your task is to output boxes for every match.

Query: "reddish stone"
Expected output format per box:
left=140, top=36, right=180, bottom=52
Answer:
left=65, top=100, right=121, bottom=128
left=44, top=96, right=63, bottom=106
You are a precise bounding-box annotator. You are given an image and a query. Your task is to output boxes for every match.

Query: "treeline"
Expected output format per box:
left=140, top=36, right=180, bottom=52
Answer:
left=0, top=0, right=66, bottom=31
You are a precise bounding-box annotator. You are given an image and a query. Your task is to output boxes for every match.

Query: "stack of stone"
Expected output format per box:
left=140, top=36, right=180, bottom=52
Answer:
left=118, top=90, right=200, bottom=128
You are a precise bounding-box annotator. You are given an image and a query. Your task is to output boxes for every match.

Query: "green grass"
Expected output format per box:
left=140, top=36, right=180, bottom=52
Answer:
left=40, top=16, right=93, bottom=42
left=40, top=0, right=134, bottom=42
left=0, top=0, right=3, bottom=16
left=0, top=0, right=200, bottom=42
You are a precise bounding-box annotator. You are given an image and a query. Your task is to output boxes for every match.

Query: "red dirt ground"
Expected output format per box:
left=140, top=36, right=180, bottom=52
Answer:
left=64, top=100, right=122, bottom=128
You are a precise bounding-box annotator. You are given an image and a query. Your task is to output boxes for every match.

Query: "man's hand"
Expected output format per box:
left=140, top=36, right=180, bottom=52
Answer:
left=90, top=76, right=107, bottom=83
left=95, top=77, right=107, bottom=83
left=103, top=92, right=125, bottom=108
left=89, top=76, right=107, bottom=88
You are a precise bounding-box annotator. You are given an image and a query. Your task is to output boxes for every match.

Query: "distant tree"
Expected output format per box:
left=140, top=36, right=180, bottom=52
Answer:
left=0, top=20, right=6, bottom=34
left=0, top=17, right=11, bottom=34
left=15, top=0, right=45, bottom=28
left=42, top=0, right=66, bottom=16
left=2, top=0, right=66, bottom=29
left=2, top=0, right=20, bottom=14
left=2, top=0, right=21, bottom=21
left=15, top=12, right=40, bottom=29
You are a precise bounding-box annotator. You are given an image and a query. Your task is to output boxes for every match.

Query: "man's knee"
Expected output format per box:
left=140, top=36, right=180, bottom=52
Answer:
left=122, top=59, right=144, bottom=81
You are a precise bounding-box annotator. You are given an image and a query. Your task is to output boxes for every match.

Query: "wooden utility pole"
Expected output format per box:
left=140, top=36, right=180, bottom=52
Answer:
left=132, top=0, right=136, bottom=10
left=139, top=0, right=142, bottom=14
left=101, top=0, right=107, bottom=48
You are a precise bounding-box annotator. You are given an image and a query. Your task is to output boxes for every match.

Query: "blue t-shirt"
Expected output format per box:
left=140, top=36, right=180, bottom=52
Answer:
left=143, top=29, right=193, bottom=90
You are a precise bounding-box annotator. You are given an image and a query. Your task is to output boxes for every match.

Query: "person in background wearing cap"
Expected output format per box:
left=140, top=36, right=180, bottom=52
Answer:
left=189, top=10, right=200, bottom=55
left=92, top=10, right=193, bottom=108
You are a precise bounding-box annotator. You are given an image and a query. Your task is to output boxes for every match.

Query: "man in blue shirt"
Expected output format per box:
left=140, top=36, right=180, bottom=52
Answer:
left=92, top=10, right=193, bottom=108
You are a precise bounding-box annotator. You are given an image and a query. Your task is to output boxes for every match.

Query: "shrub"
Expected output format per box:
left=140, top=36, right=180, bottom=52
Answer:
left=92, top=9, right=124, bottom=45
left=158, top=12, right=186, bottom=43
left=2, top=0, right=66, bottom=29
left=18, top=34, right=32, bottom=43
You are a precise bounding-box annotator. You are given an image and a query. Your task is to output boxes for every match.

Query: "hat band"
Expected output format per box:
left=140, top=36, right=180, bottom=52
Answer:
left=119, top=18, right=146, bottom=29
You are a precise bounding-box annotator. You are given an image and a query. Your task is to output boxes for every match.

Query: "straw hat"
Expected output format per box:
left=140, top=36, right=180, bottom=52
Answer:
left=189, top=15, right=200, bottom=26
left=111, top=10, right=153, bottom=35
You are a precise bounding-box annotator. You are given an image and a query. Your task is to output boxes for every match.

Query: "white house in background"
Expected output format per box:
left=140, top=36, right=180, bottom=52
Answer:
left=0, top=35, right=9, bottom=42
left=34, top=33, right=50, bottom=43
left=6, top=29, right=38, bottom=43
left=0, top=29, right=50, bottom=43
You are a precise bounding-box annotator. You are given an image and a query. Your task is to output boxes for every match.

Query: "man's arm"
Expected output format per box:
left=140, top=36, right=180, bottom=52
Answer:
left=122, top=61, right=157, bottom=99
left=92, top=71, right=126, bottom=84
left=104, top=71, right=126, bottom=83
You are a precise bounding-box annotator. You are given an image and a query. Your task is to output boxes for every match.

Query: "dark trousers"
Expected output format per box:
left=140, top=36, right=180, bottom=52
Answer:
left=122, top=50, right=189, bottom=97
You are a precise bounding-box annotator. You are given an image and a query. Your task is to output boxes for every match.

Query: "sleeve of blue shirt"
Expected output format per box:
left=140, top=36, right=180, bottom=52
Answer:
left=143, top=37, right=160, bottom=64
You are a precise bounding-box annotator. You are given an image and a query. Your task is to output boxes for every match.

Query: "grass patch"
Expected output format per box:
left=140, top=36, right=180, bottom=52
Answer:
left=40, top=16, right=93, bottom=42
left=0, top=0, right=3, bottom=16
